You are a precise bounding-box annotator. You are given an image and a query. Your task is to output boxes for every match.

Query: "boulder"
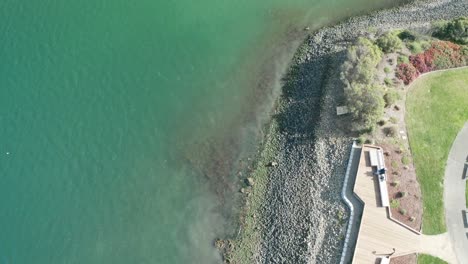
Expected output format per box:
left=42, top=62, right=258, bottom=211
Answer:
left=246, top=177, right=255, bottom=186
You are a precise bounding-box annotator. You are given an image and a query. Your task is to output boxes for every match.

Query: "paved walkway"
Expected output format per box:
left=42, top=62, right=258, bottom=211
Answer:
left=420, top=233, right=457, bottom=264
left=444, top=122, right=468, bottom=264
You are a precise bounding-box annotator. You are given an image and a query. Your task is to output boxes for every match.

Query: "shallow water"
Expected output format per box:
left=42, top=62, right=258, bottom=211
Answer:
left=0, top=0, right=405, bottom=263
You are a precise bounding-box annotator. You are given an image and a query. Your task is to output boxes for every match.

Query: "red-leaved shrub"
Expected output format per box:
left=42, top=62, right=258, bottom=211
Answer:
left=427, top=41, right=464, bottom=69
left=396, top=63, right=419, bottom=85
left=397, top=41, right=468, bottom=85
left=409, top=53, right=431, bottom=73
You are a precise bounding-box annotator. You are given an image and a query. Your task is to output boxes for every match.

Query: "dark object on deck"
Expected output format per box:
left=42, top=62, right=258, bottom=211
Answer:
left=463, top=163, right=468, bottom=180
left=374, top=168, right=386, bottom=176
left=463, top=210, right=468, bottom=228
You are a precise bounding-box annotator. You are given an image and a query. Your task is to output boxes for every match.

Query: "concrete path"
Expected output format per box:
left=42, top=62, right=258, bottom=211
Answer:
left=444, top=122, right=468, bottom=264
left=420, top=233, right=457, bottom=264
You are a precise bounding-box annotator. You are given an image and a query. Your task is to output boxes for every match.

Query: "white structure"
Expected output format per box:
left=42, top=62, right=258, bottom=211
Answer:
left=336, top=106, right=349, bottom=115
left=379, top=257, right=390, bottom=264
left=369, top=148, right=390, bottom=207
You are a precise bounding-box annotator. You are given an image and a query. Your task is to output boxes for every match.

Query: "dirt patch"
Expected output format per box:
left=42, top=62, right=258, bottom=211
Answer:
left=390, top=253, right=417, bottom=264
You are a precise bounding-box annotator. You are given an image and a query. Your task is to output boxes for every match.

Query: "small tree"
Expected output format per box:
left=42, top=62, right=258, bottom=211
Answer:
left=377, top=32, right=403, bottom=53
left=344, top=83, right=385, bottom=131
left=341, top=38, right=385, bottom=131
left=341, top=38, right=383, bottom=85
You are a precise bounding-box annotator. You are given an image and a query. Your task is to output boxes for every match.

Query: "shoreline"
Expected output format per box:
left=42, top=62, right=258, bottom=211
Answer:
left=222, top=0, right=468, bottom=263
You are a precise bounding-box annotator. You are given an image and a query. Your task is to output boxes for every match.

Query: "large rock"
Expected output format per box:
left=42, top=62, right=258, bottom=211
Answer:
left=246, top=177, right=255, bottom=186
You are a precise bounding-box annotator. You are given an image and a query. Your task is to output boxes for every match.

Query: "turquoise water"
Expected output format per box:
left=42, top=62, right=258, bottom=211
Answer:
left=0, top=0, right=403, bottom=263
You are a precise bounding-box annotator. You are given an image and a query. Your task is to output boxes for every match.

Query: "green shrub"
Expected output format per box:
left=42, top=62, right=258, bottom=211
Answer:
left=384, top=77, right=392, bottom=86
left=384, top=67, right=391, bottom=74
left=390, top=199, right=400, bottom=208
left=389, top=117, right=398, bottom=124
left=408, top=42, right=423, bottom=54
left=432, top=17, right=468, bottom=45
left=397, top=30, right=416, bottom=41
left=357, top=135, right=366, bottom=145
left=391, top=160, right=399, bottom=170
left=399, top=208, right=407, bottom=215
left=395, top=146, right=404, bottom=154
left=383, top=90, right=400, bottom=107
left=402, top=155, right=411, bottom=165
left=399, top=191, right=407, bottom=198
left=378, top=120, right=386, bottom=126
left=391, top=180, right=400, bottom=187
left=397, top=55, right=409, bottom=64
left=377, top=31, right=403, bottom=53
left=384, top=126, right=399, bottom=138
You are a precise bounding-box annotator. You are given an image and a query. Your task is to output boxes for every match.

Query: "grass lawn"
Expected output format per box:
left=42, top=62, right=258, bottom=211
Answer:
left=418, top=254, right=448, bottom=264
left=406, top=67, right=468, bottom=235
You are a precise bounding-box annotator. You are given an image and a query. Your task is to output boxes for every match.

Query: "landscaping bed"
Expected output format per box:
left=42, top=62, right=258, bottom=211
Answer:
left=390, top=253, right=417, bottom=264
left=381, top=142, right=422, bottom=231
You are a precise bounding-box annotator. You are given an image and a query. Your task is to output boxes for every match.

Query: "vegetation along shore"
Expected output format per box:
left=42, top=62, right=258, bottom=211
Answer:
left=217, top=0, right=468, bottom=263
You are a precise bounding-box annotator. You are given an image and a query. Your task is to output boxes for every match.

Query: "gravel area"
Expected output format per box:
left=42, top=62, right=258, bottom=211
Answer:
left=256, top=1, right=468, bottom=263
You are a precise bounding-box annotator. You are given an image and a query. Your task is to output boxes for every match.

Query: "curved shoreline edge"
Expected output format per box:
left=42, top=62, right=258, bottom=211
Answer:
left=225, top=1, right=468, bottom=263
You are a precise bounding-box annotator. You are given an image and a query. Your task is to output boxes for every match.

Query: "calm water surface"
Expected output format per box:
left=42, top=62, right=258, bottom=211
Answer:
left=0, top=0, right=403, bottom=263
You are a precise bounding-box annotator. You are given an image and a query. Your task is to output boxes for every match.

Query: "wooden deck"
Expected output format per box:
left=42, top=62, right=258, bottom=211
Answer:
left=352, top=145, right=421, bottom=264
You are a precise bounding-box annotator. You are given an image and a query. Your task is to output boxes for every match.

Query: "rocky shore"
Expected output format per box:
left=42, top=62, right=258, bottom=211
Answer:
left=226, top=1, right=468, bottom=263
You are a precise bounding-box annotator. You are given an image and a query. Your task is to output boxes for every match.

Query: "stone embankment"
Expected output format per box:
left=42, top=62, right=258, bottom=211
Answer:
left=257, top=1, right=468, bottom=263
